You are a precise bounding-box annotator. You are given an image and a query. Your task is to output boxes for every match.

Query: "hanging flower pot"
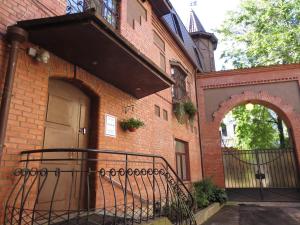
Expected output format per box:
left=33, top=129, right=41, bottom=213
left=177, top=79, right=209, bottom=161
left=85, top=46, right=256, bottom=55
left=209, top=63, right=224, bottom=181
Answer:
left=120, top=118, right=145, bottom=132
left=183, top=100, right=197, bottom=123
left=128, top=127, right=137, bottom=132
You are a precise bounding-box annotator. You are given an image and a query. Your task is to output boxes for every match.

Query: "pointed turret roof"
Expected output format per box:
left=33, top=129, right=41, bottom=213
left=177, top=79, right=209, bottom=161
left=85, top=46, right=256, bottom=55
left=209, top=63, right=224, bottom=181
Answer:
left=189, top=10, right=206, bottom=33
left=188, top=10, right=218, bottom=50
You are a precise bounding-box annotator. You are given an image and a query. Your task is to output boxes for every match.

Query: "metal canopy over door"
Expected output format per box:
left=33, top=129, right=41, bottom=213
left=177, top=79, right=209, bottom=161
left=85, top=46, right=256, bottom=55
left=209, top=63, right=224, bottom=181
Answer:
left=223, top=148, right=300, bottom=201
left=37, top=80, right=90, bottom=212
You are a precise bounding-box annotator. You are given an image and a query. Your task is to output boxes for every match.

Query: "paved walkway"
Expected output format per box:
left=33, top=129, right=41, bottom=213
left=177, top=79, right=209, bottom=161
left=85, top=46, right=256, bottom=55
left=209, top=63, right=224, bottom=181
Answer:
left=203, top=204, right=300, bottom=225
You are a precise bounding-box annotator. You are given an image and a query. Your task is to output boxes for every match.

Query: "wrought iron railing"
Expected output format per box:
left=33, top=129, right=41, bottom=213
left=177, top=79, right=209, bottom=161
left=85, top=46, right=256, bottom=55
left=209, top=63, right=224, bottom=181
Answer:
left=4, top=149, right=196, bottom=225
left=66, top=0, right=120, bottom=29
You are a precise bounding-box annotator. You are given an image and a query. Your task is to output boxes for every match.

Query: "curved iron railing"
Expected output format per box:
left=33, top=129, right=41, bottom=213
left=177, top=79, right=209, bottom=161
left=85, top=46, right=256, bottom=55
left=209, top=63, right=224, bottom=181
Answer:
left=4, top=149, right=196, bottom=225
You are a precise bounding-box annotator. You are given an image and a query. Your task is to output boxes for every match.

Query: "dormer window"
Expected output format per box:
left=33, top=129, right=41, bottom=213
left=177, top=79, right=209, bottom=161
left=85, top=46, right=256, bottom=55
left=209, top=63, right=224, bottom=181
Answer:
left=171, top=14, right=184, bottom=42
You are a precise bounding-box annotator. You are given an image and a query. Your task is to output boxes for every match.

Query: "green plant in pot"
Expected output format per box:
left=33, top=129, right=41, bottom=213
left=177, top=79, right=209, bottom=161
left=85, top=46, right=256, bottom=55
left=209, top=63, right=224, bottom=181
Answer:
left=120, top=118, right=144, bottom=132
left=183, top=100, right=197, bottom=123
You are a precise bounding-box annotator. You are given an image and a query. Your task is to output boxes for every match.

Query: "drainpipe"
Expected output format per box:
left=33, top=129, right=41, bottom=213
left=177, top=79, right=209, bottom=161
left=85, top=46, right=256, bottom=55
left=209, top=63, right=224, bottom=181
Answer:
left=0, top=26, right=27, bottom=160
left=193, top=67, right=205, bottom=180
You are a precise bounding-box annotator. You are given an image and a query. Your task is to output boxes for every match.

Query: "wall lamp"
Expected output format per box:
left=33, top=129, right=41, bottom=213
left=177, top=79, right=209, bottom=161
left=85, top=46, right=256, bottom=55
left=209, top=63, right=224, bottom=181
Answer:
left=28, top=47, right=50, bottom=64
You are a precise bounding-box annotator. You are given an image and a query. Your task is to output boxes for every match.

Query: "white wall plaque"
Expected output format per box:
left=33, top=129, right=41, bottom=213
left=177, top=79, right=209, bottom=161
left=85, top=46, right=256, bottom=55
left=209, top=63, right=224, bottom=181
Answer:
left=105, top=114, right=117, bottom=137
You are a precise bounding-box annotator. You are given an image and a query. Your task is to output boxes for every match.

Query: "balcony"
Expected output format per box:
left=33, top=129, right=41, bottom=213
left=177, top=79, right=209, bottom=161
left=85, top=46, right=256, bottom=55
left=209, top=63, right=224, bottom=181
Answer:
left=13, top=0, right=173, bottom=99
left=4, top=149, right=196, bottom=225
left=66, top=0, right=119, bottom=29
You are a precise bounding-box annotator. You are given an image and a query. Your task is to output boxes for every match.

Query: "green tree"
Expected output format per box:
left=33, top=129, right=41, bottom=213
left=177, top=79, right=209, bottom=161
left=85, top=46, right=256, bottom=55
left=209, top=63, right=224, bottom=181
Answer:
left=231, top=105, right=287, bottom=149
left=218, top=0, right=300, bottom=68
left=218, top=1, right=297, bottom=149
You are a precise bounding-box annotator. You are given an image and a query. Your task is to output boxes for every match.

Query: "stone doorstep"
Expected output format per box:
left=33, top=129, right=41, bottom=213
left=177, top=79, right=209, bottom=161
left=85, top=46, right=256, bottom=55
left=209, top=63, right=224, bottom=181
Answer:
left=194, top=203, right=224, bottom=225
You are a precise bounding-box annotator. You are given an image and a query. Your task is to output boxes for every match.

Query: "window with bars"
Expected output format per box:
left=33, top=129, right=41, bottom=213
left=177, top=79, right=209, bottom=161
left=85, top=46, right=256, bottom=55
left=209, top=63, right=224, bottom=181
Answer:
left=66, top=0, right=119, bottom=29
left=102, top=0, right=118, bottom=28
left=171, top=66, right=187, bottom=101
left=175, top=139, right=189, bottom=181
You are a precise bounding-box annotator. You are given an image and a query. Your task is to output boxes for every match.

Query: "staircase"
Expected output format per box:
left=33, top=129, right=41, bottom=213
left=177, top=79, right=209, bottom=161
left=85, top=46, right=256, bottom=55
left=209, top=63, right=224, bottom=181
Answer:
left=3, top=149, right=196, bottom=225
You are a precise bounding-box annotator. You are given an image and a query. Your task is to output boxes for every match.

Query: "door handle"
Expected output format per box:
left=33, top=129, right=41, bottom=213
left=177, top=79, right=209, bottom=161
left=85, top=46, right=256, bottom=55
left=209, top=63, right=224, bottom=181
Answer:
left=79, top=127, right=87, bottom=135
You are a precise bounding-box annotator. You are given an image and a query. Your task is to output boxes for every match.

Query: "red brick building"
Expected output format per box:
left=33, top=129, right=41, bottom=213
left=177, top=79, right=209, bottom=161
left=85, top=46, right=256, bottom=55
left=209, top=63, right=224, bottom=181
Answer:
left=0, top=1, right=218, bottom=224
left=1, top=0, right=299, bottom=224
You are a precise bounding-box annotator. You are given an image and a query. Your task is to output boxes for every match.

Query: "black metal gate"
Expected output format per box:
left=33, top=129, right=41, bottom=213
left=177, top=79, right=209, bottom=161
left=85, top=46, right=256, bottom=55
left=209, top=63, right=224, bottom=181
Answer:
left=222, top=148, right=300, bottom=201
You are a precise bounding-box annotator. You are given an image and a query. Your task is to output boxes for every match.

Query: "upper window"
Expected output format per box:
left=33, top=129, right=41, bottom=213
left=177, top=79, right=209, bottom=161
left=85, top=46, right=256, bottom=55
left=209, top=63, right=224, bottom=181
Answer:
left=171, top=66, right=187, bottom=101
left=102, top=0, right=119, bottom=28
left=66, top=0, right=84, bottom=13
left=186, top=80, right=191, bottom=99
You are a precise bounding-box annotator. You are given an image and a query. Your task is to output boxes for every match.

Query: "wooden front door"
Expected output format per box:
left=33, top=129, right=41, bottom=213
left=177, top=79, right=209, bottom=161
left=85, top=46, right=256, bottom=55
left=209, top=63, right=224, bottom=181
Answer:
left=37, top=79, right=90, bottom=212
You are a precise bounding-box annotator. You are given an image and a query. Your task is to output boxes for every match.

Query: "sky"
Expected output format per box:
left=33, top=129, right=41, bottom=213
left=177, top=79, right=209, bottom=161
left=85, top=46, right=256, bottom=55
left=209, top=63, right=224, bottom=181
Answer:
left=169, top=0, right=241, bottom=70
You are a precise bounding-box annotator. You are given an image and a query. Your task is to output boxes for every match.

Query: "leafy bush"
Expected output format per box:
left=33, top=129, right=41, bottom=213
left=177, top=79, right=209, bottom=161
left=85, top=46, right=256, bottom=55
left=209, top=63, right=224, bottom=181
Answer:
left=193, top=178, right=228, bottom=209
left=173, top=102, right=186, bottom=124
left=183, top=100, right=197, bottom=122
left=173, top=100, right=197, bottom=124
left=211, top=188, right=228, bottom=204
left=120, top=118, right=144, bottom=131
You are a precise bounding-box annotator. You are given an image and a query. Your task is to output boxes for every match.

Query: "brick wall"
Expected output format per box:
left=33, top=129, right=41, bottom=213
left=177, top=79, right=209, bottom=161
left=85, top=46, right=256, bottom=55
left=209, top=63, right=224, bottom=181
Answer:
left=196, top=64, right=300, bottom=187
left=0, top=0, right=66, bottom=34
left=0, top=0, right=202, bottom=219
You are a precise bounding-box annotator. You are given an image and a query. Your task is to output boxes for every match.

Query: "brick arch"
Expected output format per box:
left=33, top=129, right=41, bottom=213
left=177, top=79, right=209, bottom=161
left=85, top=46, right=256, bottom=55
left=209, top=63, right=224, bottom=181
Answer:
left=49, top=76, right=100, bottom=99
left=201, top=90, right=300, bottom=187
left=213, top=91, right=300, bottom=130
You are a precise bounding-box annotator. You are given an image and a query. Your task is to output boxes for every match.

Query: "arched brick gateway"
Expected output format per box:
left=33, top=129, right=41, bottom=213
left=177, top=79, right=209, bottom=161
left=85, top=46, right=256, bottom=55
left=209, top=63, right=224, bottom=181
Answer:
left=196, top=64, right=300, bottom=188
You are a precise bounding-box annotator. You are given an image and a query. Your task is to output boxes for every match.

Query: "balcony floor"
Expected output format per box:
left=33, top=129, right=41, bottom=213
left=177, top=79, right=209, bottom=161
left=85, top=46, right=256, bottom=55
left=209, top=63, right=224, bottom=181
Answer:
left=16, top=10, right=173, bottom=98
